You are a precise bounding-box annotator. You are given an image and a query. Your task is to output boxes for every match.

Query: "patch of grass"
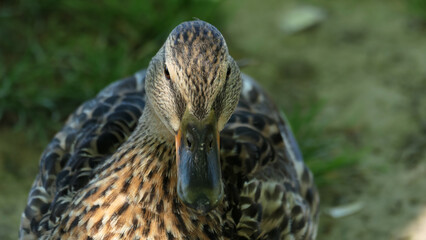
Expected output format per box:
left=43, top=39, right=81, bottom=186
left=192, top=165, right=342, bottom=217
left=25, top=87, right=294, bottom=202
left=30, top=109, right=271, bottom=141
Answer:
left=289, top=100, right=363, bottom=186
left=0, top=0, right=225, bottom=142
left=408, top=0, right=426, bottom=20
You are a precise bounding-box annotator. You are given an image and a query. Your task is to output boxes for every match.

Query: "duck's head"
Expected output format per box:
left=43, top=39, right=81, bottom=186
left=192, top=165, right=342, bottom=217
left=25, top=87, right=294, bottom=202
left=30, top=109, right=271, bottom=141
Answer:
left=145, top=20, right=242, bottom=213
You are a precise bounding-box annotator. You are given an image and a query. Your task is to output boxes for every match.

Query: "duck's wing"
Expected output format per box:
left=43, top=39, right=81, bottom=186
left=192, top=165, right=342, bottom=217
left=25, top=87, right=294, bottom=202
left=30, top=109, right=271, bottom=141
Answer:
left=19, top=70, right=147, bottom=239
left=221, top=74, right=319, bottom=239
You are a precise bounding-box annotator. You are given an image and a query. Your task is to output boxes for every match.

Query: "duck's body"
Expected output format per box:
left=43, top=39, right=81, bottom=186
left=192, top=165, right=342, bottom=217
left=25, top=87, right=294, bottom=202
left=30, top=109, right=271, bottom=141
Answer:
left=20, top=21, right=319, bottom=240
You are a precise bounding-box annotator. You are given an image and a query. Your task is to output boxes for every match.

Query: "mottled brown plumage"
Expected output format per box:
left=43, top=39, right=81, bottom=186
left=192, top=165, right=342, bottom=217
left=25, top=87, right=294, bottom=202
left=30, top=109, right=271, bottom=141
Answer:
left=20, top=20, right=319, bottom=239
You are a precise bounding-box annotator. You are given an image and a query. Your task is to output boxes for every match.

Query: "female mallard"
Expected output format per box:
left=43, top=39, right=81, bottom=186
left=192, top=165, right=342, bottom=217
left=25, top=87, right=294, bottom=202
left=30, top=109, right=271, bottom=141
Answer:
left=20, top=20, right=319, bottom=239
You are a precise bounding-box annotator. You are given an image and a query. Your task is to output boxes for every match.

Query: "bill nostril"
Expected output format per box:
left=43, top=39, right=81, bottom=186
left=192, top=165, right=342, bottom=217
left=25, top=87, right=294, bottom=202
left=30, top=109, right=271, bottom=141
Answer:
left=186, top=133, right=193, bottom=148
left=207, top=134, right=214, bottom=150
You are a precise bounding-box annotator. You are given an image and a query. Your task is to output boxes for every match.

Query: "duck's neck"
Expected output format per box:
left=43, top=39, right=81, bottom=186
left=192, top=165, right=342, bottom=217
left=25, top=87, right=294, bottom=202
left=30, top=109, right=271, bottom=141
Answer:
left=135, top=101, right=175, bottom=143
left=93, top=102, right=178, bottom=211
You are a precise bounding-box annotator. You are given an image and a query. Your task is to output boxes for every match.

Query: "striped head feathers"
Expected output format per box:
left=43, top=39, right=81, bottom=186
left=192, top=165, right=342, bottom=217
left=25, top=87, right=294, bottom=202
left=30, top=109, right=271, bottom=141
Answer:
left=145, top=20, right=242, bottom=135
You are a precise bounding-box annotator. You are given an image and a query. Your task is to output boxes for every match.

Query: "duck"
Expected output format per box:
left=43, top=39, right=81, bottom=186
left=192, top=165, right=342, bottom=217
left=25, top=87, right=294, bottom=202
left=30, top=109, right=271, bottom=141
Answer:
left=20, top=20, right=319, bottom=240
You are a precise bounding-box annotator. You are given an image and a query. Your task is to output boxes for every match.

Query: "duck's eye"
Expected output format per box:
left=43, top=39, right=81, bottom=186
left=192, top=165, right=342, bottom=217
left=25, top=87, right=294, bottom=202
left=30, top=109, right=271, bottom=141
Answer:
left=226, top=66, right=231, bottom=80
left=164, top=66, right=171, bottom=80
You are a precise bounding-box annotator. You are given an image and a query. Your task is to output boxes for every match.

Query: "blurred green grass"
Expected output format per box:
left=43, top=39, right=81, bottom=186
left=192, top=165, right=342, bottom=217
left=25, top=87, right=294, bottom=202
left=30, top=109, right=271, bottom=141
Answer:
left=409, top=0, right=426, bottom=20
left=288, top=101, right=361, bottom=187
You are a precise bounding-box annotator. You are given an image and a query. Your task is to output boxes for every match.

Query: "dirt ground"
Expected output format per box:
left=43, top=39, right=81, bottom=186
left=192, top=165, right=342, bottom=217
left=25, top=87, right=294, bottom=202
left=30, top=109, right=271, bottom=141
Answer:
left=1, top=0, right=426, bottom=239
left=224, top=0, right=426, bottom=239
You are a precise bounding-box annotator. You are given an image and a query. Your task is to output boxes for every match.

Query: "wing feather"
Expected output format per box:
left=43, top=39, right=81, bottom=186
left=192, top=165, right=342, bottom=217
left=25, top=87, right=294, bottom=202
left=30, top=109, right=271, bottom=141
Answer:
left=221, top=74, right=319, bottom=239
left=20, top=70, right=147, bottom=239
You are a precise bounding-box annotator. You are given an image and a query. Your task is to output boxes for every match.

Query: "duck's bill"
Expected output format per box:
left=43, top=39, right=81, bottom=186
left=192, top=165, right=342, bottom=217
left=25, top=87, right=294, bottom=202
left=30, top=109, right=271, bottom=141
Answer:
left=175, top=115, right=223, bottom=214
